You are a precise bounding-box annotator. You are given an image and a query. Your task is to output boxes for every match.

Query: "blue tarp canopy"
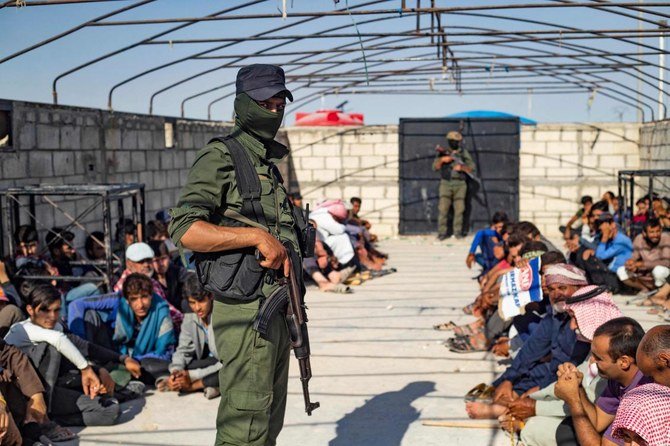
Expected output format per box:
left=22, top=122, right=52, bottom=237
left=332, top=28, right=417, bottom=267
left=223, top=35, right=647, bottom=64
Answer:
left=446, top=110, right=537, bottom=125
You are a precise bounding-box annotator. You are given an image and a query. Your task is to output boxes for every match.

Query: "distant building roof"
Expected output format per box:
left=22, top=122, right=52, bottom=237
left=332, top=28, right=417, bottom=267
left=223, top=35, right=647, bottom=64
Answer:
left=446, top=110, right=537, bottom=125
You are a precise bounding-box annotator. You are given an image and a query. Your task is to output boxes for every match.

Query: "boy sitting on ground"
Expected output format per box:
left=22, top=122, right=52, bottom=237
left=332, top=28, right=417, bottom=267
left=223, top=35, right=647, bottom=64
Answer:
left=166, top=274, right=221, bottom=399
left=68, top=273, right=176, bottom=387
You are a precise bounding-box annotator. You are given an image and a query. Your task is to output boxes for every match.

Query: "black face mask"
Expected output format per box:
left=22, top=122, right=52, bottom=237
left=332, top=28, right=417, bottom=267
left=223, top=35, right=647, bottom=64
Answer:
left=448, top=140, right=460, bottom=151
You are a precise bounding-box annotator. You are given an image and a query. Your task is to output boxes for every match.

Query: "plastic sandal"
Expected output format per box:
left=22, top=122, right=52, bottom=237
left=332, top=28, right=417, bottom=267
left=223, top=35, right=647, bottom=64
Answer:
left=41, top=421, right=77, bottom=442
left=433, top=321, right=457, bottom=331
left=464, top=383, right=487, bottom=402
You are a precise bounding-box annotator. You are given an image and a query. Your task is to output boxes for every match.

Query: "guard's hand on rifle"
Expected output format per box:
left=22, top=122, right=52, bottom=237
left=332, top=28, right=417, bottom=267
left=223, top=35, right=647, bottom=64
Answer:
left=255, top=230, right=290, bottom=276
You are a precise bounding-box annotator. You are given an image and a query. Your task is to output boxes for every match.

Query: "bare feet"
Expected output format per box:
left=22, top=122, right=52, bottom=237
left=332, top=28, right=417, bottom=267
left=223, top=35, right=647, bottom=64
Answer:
left=465, top=401, right=508, bottom=419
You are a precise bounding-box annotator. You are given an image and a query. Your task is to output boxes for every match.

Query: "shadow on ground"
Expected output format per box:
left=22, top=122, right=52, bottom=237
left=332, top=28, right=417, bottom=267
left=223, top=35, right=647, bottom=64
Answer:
left=329, top=381, right=435, bottom=446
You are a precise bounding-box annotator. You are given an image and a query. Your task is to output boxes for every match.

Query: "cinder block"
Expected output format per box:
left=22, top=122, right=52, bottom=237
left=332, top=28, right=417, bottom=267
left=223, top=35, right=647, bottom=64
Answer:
left=146, top=151, right=161, bottom=170
left=598, top=155, right=627, bottom=169
left=313, top=170, right=338, bottom=182
left=105, top=128, right=121, bottom=150
left=157, top=170, right=173, bottom=190
left=172, top=151, right=186, bottom=169
left=520, top=141, right=546, bottom=155
left=534, top=185, right=560, bottom=198
left=295, top=170, right=312, bottom=182
left=323, top=158, right=342, bottom=170
left=1, top=154, right=28, bottom=179
left=519, top=197, right=545, bottom=210
left=360, top=156, right=386, bottom=169
left=520, top=129, right=535, bottom=142
left=28, top=152, right=53, bottom=177
left=147, top=190, right=162, bottom=209
left=361, top=185, right=386, bottom=199
left=343, top=186, right=361, bottom=198
left=131, top=152, right=146, bottom=171
left=312, top=144, right=341, bottom=157
left=53, top=152, right=75, bottom=176
left=17, top=123, right=36, bottom=149
left=138, top=130, right=153, bottom=150
left=534, top=155, right=560, bottom=168
left=535, top=130, right=563, bottom=142
left=519, top=167, right=546, bottom=177
left=374, top=168, right=398, bottom=179
left=520, top=154, right=534, bottom=168
left=161, top=151, right=175, bottom=170
left=81, top=127, right=100, bottom=149
left=373, top=144, right=398, bottom=156
left=342, top=157, right=360, bottom=169
left=122, top=129, right=139, bottom=150
left=545, top=141, right=577, bottom=155
left=185, top=150, right=197, bottom=167
left=60, top=126, right=81, bottom=150
left=36, top=124, right=60, bottom=149
left=300, top=157, right=324, bottom=170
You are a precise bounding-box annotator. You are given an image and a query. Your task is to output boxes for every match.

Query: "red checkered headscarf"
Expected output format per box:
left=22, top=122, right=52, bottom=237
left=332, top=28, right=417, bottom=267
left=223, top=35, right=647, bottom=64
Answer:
left=612, top=383, right=670, bottom=446
left=567, top=285, right=622, bottom=341
left=544, top=264, right=588, bottom=287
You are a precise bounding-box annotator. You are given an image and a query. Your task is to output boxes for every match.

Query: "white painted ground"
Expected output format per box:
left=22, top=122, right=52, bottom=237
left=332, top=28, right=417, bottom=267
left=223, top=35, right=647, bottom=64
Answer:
left=66, top=237, right=658, bottom=446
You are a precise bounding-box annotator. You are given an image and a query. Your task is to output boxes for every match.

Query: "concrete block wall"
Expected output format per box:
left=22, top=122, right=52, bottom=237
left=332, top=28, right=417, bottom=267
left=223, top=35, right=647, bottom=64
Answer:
left=640, top=120, right=670, bottom=169
left=284, top=126, right=399, bottom=237
left=1, top=100, right=233, bottom=251
left=519, top=123, right=641, bottom=237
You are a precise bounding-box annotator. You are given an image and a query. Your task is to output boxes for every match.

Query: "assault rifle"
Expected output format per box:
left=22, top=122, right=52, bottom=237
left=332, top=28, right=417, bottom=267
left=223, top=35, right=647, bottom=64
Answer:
left=253, top=245, right=320, bottom=416
left=435, top=144, right=480, bottom=184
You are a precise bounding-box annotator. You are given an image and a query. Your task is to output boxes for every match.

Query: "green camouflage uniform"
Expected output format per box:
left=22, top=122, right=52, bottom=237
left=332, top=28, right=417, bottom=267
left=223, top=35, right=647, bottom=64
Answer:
left=168, top=125, right=300, bottom=446
left=433, top=148, right=475, bottom=236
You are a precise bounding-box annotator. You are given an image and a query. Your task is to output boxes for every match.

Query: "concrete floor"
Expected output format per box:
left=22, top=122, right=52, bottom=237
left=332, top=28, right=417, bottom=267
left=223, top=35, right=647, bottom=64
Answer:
left=68, top=237, right=658, bottom=446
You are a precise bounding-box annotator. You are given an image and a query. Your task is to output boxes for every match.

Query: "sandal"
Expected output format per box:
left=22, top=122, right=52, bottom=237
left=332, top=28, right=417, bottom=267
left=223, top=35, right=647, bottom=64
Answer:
left=453, top=321, right=483, bottom=337
left=433, top=321, right=458, bottom=331
left=478, top=385, right=495, bottom=403
left=447, top=335, right=487, bottom=353
left=463, top=303, right=475, bottom=315
left=324, top=283, right=353, bottom=294
left=41, top=421, right=77, bottom=442
left=464, top=383, right=487, bottom=402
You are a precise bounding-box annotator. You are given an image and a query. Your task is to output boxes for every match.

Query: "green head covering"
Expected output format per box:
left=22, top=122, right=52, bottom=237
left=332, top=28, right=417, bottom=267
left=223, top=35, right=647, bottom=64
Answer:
left=234, top=92, right=284, bottom=143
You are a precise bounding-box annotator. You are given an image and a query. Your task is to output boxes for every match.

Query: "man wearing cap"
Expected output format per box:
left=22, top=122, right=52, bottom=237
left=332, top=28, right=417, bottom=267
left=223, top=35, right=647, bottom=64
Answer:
left=169, top=64, right=304, bottom=445
left=433, top=131, right=475, bottom=240
left=113, top=242, right=183, bottom=330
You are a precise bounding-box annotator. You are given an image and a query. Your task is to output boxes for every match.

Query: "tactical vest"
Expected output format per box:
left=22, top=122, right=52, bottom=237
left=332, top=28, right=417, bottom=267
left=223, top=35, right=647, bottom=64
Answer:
left=192, top=135, right=312, bottom=303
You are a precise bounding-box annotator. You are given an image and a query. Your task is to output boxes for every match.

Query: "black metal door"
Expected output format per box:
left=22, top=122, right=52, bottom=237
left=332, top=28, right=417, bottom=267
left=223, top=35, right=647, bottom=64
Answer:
left=399, top=118, right=520, bottom=235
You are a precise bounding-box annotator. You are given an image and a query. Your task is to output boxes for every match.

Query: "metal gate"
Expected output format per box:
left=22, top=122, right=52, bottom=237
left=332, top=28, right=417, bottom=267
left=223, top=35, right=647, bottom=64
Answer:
left=399, top=118, right=520, bottom=235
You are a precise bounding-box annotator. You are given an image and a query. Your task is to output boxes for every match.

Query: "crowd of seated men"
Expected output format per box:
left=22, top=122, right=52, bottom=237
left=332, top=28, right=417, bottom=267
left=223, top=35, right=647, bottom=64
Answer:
left=0, top=192, right=393, bottom=443
left=433, top=192, right=670, bottom=445
left=293, top=195, right=394, bottom=294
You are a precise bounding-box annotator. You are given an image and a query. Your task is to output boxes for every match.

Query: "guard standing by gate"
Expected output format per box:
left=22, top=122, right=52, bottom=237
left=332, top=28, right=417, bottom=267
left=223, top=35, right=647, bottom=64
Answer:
left=168, top=64, right=318, bottom=446
left=434, top=131, right=476, bottom=240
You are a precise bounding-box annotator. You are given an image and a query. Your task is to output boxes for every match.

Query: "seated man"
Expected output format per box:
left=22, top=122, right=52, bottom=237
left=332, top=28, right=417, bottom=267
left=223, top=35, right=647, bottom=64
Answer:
left=636, top=324, right=670, bottom=387
left=0, top=340, right=77, bottom=444
left=310, top=200, right=357, bottom=269
left=565, top=229, right=621, bottom=293
left=465, top=264, right=591, bottom=419
left=113, top=242, right=183, bottom=329
left=149, top=240, right=190, bottom=312
left=68, top=273, right=176, bottom=386
left=611, top=383, right=670, bottom=446
left=562, top=195, right=593, bottom=235
left=594, top=212, right=633, bottom=279
left=465, top=211, right=508, bottom=275
left=166, top=274, right=221, bottom=399
left=511, top=285, right=622, bottom=446
left=554, top=317, right=651, bottom=446
left=616, top=218, right=670, bottom=295
left=4, top=282, right=126, bottom=426
left=45, top=227, right=77, bottom=278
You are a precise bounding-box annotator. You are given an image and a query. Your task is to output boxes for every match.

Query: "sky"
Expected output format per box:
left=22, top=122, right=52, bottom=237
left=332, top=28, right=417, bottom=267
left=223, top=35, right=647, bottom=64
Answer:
left=0, top=0, right=668, bottom=125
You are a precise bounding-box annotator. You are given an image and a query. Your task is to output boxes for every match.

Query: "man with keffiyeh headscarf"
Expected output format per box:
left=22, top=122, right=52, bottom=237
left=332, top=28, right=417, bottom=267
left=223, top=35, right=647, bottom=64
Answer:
left=611, top=383, right=670, bottom=446
left=466, top=264, right=591, bottom=420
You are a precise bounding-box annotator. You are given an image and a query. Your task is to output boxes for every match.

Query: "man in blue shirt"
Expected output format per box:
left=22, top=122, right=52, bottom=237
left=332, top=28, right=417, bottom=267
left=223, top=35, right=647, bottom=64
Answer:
left=465, top=211, right=508, bottom=274
left=595, top=213, right=633, bottom=273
